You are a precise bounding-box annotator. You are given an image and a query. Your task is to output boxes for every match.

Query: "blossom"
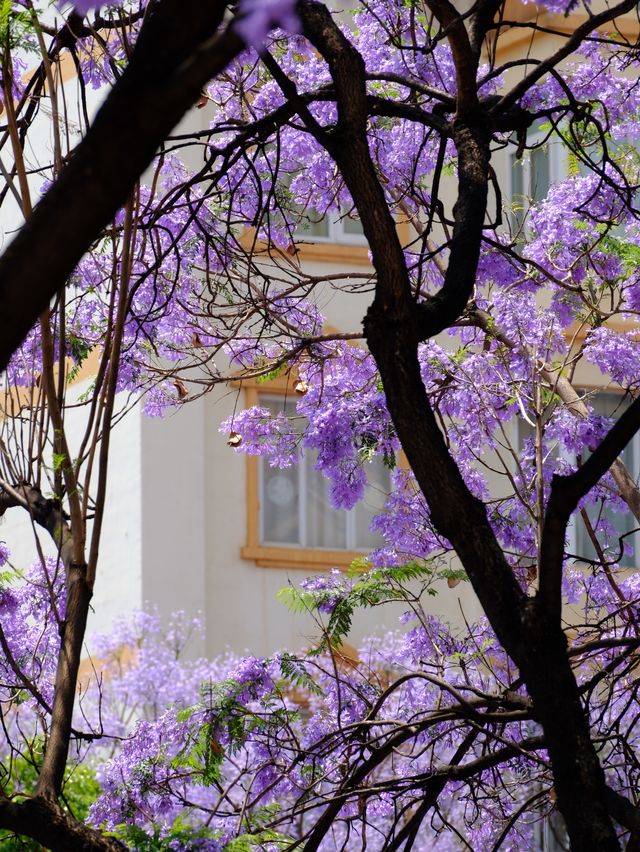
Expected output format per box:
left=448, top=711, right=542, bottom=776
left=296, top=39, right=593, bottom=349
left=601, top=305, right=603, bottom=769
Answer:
left=69, top=0, right=122, bottom=13
left=233, top=0, right=301, bottom=48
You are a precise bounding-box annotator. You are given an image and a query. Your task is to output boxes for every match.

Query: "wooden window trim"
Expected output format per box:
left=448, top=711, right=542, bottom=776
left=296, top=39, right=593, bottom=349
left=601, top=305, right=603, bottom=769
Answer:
left=240, top=378, right=372, bottom=570
left=239, top=374, right=398, bottom=571
left=239, top=221, right=410, bottom=268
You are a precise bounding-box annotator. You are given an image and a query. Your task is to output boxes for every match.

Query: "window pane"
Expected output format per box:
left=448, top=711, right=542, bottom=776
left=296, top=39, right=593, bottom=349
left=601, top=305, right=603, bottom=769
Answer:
left=510, top=154, right=525, bottom=234
left=511, top=154, right=524, bottom=200
left=263, top=465, right=300, bottom=544
left=258, top=395, right=390, bottom=552
left=341, top=216, right=364, bottom=236
left=575, top=393, right=636, bottom=568
left=297, top=212, right=330, bottom=239
left=305, top=458, right=347, bottom=548
left=260, top=397, right=300, bottom=544
left=354, top=458, right=389, bottom=550
left=530, top=146, right=550, bottom=204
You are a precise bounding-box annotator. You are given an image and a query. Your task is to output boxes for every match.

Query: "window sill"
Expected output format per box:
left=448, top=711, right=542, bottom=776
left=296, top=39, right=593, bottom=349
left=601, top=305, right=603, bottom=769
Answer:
left=239, top=235, right=372, bottom=267
left=293, top=242, right=371, bottom=266
left=241, top=545, right=366, bottom=571
left=238, top=223, right=410, bottom=268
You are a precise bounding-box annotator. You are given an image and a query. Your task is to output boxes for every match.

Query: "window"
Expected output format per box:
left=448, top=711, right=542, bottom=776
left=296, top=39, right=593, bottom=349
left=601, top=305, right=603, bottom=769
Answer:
left=240, top=379, right=392, bottom=570
left=516, top=391, right=638, bottom=568
left=260, top=396, right=388, bottom=551
left=294, top=209, right=367, bottom=245
left=573, top=392, right=638, bottom=568
left=507, top=128, right=564, bottom=235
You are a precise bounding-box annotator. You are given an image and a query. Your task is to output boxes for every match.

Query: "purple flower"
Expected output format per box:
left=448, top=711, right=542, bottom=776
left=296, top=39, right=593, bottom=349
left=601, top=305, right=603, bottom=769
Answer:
left=233, top=0, right=301, bottom=49
left=69, top=0, right=121, bottom=13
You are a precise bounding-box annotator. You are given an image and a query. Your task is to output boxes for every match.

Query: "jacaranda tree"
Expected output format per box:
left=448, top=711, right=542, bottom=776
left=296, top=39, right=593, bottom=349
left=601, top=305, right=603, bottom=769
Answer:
left=1, top=0, right=640, bottom=849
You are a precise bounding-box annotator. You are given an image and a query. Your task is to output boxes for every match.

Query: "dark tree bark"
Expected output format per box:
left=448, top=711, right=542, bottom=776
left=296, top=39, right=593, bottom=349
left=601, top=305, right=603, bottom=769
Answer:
left=0, top=0, right=639, bottom=849
left=296, top=1, right=640, bottom=848
left=0, top=0, right=242, bottom=373
left=0, top=796, right=126, bottom=851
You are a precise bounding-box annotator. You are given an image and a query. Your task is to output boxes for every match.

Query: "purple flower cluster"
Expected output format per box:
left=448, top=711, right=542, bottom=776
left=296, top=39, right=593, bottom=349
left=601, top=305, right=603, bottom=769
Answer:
left=5, top=1, right=640, bottom=847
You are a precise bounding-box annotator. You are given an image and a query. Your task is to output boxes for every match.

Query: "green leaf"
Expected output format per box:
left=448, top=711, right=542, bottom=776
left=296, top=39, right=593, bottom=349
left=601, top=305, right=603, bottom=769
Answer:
left=52, top=452, right=67, bottom=472
left=256, top=363, right=287, bottom=384
left=279, top=653, right=323, bottom=696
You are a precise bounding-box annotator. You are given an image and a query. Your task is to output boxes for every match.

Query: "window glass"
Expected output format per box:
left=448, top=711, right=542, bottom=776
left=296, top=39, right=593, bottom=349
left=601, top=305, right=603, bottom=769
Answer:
left=341, top=216, right=365, bottom=237
left=296, top=212, right=330, bottom=239
left=263, top=463, right=300, bottom=545
left=516, top=393, right=637, bottom=568
left=259, top=396, right=389, bottom=550
left=355, top=458, right=390, bottom=550
left=530, top=145, right=551, bottom=205
left=508, top=128, right=562, bottom=235
left=304, top=460, right=346, bottom=548
left=293, top=209, right=365, bottom=244
left=574, top=393, right=636, bottom=568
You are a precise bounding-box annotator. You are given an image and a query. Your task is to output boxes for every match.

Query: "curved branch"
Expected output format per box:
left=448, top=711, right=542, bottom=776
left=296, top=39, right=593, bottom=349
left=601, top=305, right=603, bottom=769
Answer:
left=493, top=0, right=639, bottom=115
left=0, top=796, right=126, bottom=852
left=539, top=396, right=640, bottom=620
left=0, top=0, right=243, bottom=373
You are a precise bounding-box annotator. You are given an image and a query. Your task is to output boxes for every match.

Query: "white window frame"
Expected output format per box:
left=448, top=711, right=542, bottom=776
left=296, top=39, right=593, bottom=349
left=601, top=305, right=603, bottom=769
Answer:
left=294, top=211, right=368, bottom=247
left=507, top=127, right=565, bottom=234
left=514, top=392, right=640, bottom=569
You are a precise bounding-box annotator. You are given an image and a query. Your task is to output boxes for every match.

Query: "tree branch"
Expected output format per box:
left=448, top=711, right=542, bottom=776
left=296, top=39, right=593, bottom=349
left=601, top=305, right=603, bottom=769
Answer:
left=0, top=0, right=242, bottom=373
left=492, top=0, right=639, bottom=115
left=539, top=396, right=640, bottom=620
left=0, top=796, right=126, bottom=852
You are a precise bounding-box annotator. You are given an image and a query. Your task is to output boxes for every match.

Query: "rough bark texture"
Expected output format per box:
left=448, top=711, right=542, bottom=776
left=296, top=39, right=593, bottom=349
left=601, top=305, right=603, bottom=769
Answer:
left=0, top=796, right=127, bottom=851
left=0, top=0, right=241, bottom=372
left=0, top=0, right=638, bottom=848
left=298, top=1, right=635, bottom=848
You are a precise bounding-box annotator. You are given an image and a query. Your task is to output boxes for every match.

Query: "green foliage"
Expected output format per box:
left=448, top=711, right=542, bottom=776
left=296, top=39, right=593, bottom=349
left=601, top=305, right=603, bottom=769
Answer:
left=279, top=653, right=324, bottom=696
left=0, top=0, right=12, bottom=39
left=223, top=828, right=293, bottom=851
left=0, top=747, right=100, bottom=850
left=317, top=598, right=353, bottom=655
left=255, top=362, right=287, bottom=384
left=601, top=233, right=640, bottom=273
left=278, top=560, right=464, bottom=655
left=168, top=678, right=297, bottom=800
left=0, top=0, right=34, bottom=49
left=170, top=715, right=225, bottom=786
left=66, top=334, right=93, bottom=383
left=113, top=818, right=221, bottom=851
left=222, top=803, right=294, bottom=850
left=76, top=377, right=97, bottom=404
left=52, top=452, right=67, bottom=472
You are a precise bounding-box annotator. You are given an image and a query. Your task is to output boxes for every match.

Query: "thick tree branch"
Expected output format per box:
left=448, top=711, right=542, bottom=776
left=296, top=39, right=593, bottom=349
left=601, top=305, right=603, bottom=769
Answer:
left=0, top=796, right=126, bottom=852
left=604, top=787, right=640, bottom=837
left=0, top=479, right=74, bottom=562
left=294, top=4, right=624, bottom=849
left=0, top=0, right=243, bottom=373
left=492, top=0, right=639, bottom=115
left=539, top=396, right=640, bottom=620
left=424, top=0, right=478, bottom=114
